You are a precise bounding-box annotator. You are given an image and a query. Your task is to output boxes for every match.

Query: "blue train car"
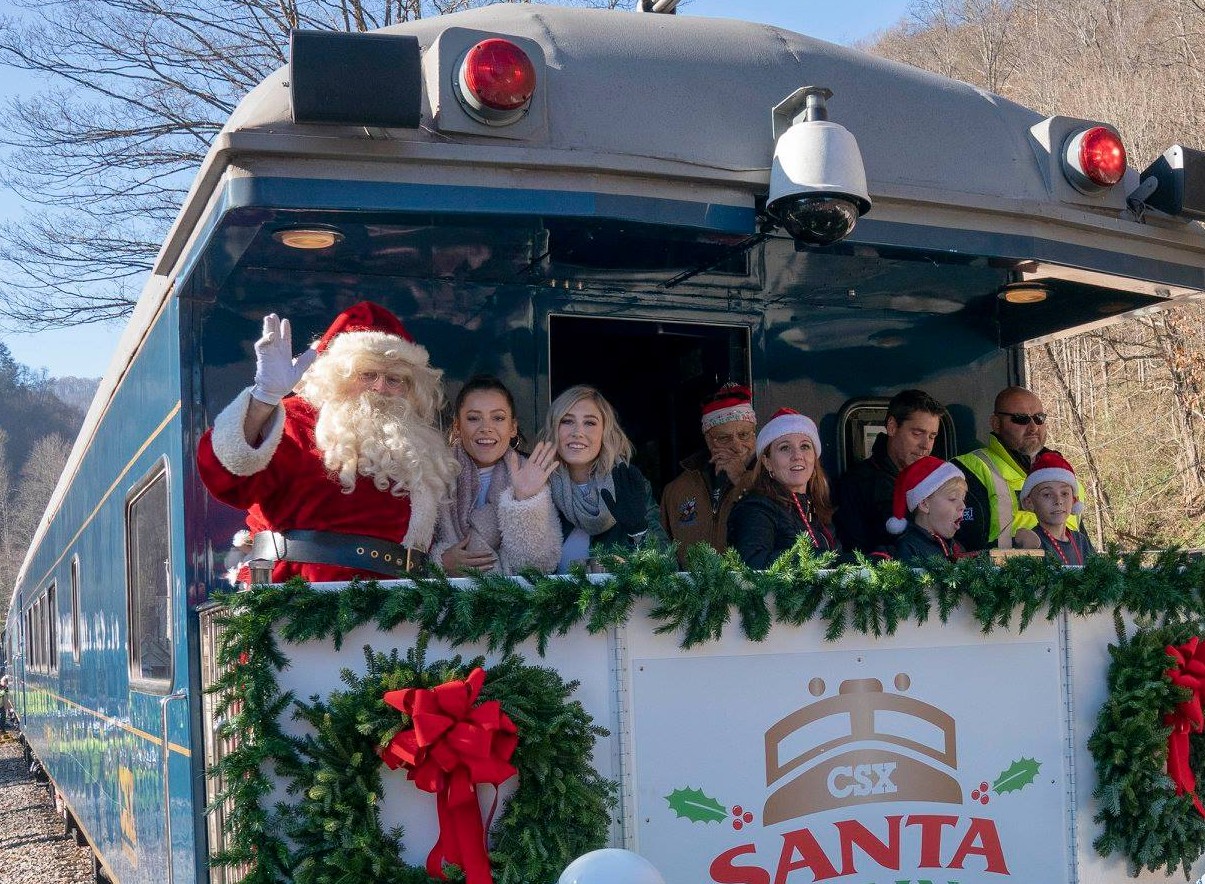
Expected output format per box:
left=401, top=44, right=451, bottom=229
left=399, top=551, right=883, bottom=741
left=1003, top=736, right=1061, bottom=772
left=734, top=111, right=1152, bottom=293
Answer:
left=5, top=5, right=1204, bottom=883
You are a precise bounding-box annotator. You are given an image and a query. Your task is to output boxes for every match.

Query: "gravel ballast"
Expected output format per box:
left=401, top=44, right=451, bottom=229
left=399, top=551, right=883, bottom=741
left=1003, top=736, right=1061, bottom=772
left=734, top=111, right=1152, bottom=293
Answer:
left=0, top=731, right=93, bottom=883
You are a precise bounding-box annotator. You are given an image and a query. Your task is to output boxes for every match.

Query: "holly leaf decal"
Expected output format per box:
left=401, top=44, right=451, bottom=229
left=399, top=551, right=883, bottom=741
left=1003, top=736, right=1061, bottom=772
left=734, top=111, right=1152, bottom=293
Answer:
left=992, top=757, right=1041, bottom=795
left=665, top=787, right=727, bottom=823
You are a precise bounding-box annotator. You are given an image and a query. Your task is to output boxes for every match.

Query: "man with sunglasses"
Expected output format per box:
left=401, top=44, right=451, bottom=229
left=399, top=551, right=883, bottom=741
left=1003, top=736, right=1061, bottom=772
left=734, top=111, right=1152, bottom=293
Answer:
left=660, top=382, right=759, bottom=568
left=954, top=386, right=1085, bottom=550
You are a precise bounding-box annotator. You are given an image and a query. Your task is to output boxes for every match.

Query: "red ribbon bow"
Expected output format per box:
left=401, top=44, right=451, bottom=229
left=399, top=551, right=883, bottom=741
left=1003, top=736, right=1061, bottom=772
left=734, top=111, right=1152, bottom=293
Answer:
left=380, top=668, right=518, bottom=883
left=1164, top=637, right=1205, bottom=817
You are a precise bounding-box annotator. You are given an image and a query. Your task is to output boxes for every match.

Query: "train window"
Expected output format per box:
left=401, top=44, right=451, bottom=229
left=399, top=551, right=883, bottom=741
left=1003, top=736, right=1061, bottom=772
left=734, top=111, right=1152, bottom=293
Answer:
left=125, top=464, right=173, bottom=688
left=70, top=557, right=81, bottom=663
left=835, top=398, right=957, bottom=476
left=47, top=582, right=57, bottom=673
left=26, top=603, right=37, bottom=672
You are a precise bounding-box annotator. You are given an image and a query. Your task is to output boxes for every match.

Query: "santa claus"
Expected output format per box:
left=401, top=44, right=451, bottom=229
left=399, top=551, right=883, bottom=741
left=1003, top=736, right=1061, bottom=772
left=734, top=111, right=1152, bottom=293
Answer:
left=197, top=302, right=459, bottom=584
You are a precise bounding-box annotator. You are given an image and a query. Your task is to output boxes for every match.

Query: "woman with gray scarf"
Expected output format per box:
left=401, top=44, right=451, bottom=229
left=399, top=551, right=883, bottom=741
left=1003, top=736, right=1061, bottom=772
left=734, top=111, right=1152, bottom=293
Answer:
left=431, top=376, right=562, bottom=575
left=541, top=385, right=668, bottom=573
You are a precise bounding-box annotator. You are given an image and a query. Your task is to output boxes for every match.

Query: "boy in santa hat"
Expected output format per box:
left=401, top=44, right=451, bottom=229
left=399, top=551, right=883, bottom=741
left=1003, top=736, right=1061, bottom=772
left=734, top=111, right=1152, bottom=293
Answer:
left=197, top=302, right=459, bottom=584
left=1018, top=451, right=1095, bottom=565
left=886, top=456, right=970, bottom=564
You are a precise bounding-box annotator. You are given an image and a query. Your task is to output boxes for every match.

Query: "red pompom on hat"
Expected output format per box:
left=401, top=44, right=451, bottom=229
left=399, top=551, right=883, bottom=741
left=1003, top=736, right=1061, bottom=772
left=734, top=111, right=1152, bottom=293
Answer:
left=701, top=382, right=756, bottom=432
left=1020, top=450, right=1083, bottom=514
left=886, top=455, right=965, bottom=535
left=755, top=407, right=821, bottom=457
left=315, top=301, right=414, bottom=352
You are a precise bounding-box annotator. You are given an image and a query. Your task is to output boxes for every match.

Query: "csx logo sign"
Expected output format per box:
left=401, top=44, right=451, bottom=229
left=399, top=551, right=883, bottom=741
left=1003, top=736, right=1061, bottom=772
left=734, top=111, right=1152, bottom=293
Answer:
left=825, top=762, right=898, bottom=798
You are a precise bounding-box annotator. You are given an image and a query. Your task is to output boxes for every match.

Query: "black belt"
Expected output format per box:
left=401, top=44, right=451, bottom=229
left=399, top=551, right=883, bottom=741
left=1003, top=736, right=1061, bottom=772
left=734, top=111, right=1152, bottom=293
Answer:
left=248, top=529, right=425, bottom=578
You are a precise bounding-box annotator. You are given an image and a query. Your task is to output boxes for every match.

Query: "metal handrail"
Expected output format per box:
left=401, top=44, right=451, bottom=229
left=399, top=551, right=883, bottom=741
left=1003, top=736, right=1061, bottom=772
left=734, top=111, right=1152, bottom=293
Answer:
left=160, top=689, right=188, bottom=884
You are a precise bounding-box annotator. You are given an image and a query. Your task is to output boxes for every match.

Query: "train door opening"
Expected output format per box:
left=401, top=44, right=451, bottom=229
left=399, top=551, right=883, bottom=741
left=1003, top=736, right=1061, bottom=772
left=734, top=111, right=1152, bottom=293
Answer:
left=548, top=316, right=751, bottom=495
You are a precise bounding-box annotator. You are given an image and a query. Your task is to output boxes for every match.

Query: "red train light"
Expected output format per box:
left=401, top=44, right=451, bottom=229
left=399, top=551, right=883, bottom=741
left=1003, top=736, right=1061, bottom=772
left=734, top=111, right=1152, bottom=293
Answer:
left=456, top=38, right=536, bottom=125
left=1062, top=126, right=1126, bottom=192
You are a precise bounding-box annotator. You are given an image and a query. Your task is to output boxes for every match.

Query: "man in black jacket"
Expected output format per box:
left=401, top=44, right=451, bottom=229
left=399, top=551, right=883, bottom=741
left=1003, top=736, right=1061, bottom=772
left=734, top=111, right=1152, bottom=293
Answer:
left=834, top=390, right=946, bottom=555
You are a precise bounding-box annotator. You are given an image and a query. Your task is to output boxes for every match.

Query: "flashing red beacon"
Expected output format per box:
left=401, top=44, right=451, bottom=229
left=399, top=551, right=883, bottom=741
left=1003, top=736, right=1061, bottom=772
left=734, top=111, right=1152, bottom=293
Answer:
left=1062, top=125, right=1127, bottom=192
left=455, top=38, right=537, bottom=125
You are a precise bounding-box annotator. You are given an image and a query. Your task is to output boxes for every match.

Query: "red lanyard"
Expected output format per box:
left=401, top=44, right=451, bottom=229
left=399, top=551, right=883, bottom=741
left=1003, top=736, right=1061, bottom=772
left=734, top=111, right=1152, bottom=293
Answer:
left=1039, top=526, right=1082, bottom=566
left=789, top=493, right=823, bottom=549
left=930, top=531, right=951, bottom=559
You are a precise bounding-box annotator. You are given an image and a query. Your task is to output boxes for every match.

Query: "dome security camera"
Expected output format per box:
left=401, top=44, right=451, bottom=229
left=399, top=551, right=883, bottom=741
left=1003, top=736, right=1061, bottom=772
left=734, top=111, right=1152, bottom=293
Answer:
left=767, top=87, right=871, bottom=246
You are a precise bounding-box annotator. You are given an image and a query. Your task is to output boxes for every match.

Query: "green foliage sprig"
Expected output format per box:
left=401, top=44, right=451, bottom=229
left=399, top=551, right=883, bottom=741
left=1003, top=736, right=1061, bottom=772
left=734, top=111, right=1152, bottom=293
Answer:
left=210, top=540, right=1205, bottom=882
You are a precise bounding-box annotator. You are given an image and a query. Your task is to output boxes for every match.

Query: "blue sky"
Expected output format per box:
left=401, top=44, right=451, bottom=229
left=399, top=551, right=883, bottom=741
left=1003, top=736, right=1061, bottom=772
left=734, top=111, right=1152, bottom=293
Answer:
left=0, top=0, right=912, bottom=379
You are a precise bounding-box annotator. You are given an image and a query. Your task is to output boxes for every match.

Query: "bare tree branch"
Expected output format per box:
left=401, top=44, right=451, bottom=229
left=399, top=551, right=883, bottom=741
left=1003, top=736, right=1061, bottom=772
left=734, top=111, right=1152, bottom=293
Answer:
left=0, top=0, right=633, bottom=328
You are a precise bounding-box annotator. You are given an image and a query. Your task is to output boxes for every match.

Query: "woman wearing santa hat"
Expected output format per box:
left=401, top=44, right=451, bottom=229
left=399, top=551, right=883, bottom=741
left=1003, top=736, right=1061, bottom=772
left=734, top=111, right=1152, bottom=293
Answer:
left=431, top=375, right=563, bottom=576
left=540, top=384, right=668, bottom=573
left=727, top=408, right=840, bottom=568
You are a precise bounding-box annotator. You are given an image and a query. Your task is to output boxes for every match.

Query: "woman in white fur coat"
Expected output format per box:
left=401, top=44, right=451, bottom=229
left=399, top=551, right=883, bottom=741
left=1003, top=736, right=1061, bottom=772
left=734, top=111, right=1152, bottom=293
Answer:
left=432, top=376, right=562, bottom=575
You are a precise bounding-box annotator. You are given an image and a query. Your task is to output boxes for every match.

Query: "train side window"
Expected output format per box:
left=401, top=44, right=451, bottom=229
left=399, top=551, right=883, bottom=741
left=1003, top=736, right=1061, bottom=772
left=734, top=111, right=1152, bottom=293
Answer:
left=70, top=556, right=81, bottom=663
left=26, top=603, right=36, bottom=672
left=125, top=463, right=173, bottom=689
left=47, top=582, right=57, bottom=673
left=35, top=597, right=45, bottom=672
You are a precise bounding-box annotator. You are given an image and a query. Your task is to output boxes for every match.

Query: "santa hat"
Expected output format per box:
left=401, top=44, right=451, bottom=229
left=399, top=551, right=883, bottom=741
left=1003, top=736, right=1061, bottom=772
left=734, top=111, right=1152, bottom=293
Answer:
left=314, top=301, right=430, bottom=368
left=701, top=383, right=756, bottom=432
left=886, top=455, right=964, bottom=535
left=756, top=408, right=822, bottom=457
left=1020, top=451, right=1083, bottom=514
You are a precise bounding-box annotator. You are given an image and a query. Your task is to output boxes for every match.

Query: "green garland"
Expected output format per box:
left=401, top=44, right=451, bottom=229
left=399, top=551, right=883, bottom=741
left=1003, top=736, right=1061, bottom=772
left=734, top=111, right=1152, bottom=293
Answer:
left=209, top=540, right=1205, bottom=882
left=1089, top=616, right=1205, bottom=878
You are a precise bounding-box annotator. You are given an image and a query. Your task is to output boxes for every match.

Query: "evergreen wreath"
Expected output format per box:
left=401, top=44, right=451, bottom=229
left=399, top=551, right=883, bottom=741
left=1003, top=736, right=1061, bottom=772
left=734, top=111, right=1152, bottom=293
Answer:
left=209, top=604, right=615, bottom=883
left=208, top=540, right=1205, bottom=882
left=1089, top=615, right=1205, bottom=878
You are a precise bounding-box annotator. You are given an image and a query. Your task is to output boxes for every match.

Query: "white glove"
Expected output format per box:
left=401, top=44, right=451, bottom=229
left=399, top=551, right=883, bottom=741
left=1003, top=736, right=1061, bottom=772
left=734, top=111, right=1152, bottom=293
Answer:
left=250, top=314, right=317, bottom=406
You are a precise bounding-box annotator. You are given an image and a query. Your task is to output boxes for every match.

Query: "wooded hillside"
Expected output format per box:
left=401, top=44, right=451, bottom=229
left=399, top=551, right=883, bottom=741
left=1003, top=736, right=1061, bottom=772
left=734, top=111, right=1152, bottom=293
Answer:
left=0, top=346, right=96, bottom=620
left=866, top=0, right=1205, bottom=547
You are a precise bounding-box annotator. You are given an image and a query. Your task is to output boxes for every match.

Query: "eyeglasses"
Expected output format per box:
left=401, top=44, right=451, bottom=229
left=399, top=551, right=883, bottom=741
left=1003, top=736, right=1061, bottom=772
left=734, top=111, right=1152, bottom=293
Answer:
left=356, top=370, right=410, bottom=392
left=706, top=429, right=756, bottom=446
left=994, top=411, right=1047, bottom=426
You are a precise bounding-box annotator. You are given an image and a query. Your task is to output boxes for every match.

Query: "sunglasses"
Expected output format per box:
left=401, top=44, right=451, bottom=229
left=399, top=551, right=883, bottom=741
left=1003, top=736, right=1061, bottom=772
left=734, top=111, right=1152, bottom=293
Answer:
left=995, top=411, right=1047, bottom=426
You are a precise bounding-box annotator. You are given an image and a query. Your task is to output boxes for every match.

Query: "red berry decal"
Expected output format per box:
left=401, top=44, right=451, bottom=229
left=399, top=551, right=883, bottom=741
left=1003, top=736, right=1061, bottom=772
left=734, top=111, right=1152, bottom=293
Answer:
left=742, top=811, right=753, bottom=823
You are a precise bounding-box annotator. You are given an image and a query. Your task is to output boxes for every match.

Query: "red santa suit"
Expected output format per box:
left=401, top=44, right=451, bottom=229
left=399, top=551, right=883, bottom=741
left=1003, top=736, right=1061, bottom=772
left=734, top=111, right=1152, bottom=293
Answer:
left=197, top=303, right=447, bottom=583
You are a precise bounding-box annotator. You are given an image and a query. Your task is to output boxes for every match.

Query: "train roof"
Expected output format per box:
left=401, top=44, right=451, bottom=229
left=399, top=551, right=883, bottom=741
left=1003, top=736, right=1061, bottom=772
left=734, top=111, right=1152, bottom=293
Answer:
left=221, top=6, right=1047, bottom=202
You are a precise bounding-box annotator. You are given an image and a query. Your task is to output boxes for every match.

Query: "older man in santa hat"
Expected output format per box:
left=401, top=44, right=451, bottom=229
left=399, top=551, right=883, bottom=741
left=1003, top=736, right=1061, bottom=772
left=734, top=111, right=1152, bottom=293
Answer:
left=197, top=302, right=459, bottom=584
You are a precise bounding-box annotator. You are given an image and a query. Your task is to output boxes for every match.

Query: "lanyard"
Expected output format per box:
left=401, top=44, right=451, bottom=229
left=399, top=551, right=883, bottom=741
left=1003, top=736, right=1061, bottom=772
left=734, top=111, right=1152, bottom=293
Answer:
left=1039, top=526, right=1082, bottom=566
left=789, top=493, right=824, bottom=549
left=930, top=530, right=951, bottom=559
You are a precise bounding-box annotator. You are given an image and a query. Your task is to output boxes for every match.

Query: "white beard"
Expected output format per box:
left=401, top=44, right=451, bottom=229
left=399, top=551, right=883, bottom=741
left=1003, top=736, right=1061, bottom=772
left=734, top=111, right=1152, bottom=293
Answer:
left=311, top=392, right=457, bottom=501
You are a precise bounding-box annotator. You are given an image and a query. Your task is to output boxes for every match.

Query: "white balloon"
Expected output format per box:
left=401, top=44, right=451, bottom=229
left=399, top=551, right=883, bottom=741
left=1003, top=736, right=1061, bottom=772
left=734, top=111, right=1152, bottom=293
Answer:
left=558, top=848, right=667, bottom=884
